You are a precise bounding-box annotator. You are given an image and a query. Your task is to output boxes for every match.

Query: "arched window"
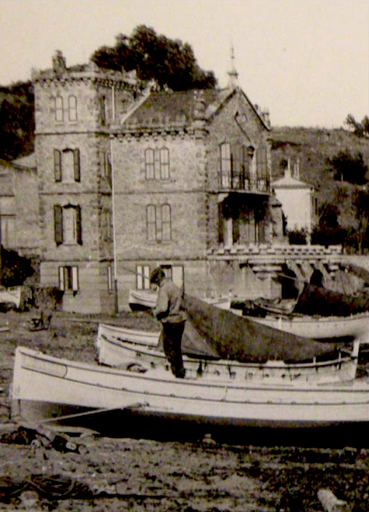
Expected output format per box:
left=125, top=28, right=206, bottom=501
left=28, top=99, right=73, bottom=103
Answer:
left=68, top=95, right=77, bottom=122
left=55, top=96, right=64, bottom=122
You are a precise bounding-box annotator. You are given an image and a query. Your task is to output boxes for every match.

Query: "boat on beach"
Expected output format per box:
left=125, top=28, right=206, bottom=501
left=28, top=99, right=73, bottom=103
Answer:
left=246, top=312, right=369, bottom=343
left=11, top=346, right=369, bottom=441
left=96, top=322, right=360, bottom=383
left=128, top=289, right=231, bottom=311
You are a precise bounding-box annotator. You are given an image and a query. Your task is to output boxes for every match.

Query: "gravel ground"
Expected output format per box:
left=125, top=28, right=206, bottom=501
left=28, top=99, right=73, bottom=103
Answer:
left=0, top=309, right=368, bottom=511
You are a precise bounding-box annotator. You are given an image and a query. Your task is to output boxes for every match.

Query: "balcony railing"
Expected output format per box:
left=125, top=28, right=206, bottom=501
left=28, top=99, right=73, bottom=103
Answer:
left=219, top=172, right=270, bottom=193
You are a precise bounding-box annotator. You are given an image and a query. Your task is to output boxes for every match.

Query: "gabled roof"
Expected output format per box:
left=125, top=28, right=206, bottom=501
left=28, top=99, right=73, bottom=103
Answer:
left=121, top=87, right=270, bottom=131
left=272, top=171, right=313, bottom=190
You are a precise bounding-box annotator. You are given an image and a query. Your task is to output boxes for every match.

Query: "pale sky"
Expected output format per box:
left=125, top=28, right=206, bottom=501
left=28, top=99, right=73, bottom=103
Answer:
left=0, top=0, right=368, bottom=127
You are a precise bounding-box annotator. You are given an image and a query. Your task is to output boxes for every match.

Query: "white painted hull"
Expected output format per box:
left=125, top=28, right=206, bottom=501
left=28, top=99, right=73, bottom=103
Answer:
left=98, top=323, right=160, bottom=347
left=96, top=326, right=359, bottom=383
left=247, top=313, right=369, bottom=342
left=12, top=347, right=369, bottom=433
left=128, top=290, right=157, bottom=309
left=128, top=290, right=231, bottom=311
left=0, top=287, right=21, bottom=309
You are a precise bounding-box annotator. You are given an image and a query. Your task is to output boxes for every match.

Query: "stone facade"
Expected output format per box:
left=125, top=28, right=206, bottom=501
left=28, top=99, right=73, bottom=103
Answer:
left=0, top=156, right=39, bottom=255
left=34, top=54, right=137, bottom=313
left=110, top=87, right=278, bottom=305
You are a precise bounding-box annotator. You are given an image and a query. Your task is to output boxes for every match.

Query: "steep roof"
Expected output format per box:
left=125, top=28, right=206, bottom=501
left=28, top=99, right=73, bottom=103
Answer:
left=121, top=87, right=270, bottom=131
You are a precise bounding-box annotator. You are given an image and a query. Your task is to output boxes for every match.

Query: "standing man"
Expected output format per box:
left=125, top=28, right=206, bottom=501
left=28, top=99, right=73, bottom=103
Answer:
left=150, top=267, right=186, bottom=378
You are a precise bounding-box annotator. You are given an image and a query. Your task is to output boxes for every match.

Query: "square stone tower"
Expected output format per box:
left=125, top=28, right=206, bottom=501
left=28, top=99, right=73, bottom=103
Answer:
left=34, top=51, right=137, bottom=313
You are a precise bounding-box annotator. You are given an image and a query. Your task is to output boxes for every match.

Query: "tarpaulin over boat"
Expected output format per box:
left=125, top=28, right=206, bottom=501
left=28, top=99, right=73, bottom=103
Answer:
left=182, top=294, right=341, bottom=363
left=293, top=283, right=369, bottom=317
left=346, top=264, right=369, bottom=286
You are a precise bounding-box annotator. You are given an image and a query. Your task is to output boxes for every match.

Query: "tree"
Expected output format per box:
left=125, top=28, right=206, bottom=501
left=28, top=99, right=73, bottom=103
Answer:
left=311, top=202, right=346, bottom=247
left=91, top=25, right=217, bottom=91
left=0, top=247, right=34, bottom=287
left=326, top=151, right=368, bottom=185
left=0, top=81, right=34, bottom=160
left=345, top=114, right=369, bottom=138
left=352, top=189, right=369, bottom=253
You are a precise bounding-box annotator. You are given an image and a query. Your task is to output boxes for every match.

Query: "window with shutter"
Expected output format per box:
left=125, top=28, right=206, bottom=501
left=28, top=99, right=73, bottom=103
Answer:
left=76, top=205, right=82, bottom=245
left=54, top=205, right=63, bottom=245
left=54, top=150, right=62, bottom=182
left=218, top=203, right=224, bottom=244
left=73, top=149, right=80, bottom=182
left=58, top=266, right=79, bottom=292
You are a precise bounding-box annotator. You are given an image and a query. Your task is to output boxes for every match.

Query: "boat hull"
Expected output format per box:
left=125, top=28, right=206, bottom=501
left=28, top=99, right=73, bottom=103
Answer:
left=97, top=324, right=359, bottom=383
left=12, top=347, right=369, bottom=444
left=246, top=313, right=369, bottom=342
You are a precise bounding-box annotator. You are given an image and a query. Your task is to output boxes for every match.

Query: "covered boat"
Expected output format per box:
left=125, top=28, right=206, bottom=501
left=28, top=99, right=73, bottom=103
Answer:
left=240, top=283, right=369, bottom=342
left=96, top=326, right=359, bottom=383
left=11, top=346, right=369, bottom=444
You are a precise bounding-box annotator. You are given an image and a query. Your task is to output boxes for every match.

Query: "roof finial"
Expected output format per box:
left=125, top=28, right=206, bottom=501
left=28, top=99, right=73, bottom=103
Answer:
left=228, top=42, right=238, bottom=89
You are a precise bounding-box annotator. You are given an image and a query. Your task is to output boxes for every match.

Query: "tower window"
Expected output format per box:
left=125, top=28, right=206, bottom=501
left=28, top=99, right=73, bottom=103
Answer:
left=68, top=95, right=77, bottom=122
left=55, top=96, right=64, bottom=122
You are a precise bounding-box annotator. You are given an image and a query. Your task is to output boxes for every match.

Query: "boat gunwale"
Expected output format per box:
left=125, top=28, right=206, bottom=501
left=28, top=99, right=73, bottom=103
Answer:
left=98, top=330, right=356, bottom=371
left=16, top=347, right=369, bottom=395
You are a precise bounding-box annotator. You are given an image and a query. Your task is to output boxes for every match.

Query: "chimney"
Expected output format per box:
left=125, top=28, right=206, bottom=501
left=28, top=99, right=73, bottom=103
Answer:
left=52, top=50, right=67, bottom=75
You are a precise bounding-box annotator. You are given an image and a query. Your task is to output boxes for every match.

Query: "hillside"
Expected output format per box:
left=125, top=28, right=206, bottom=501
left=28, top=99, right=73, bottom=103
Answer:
left=270, top=126, right=369, bottom=227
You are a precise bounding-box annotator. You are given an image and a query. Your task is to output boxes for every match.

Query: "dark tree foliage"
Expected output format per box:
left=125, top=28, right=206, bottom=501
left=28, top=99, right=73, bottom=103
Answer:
left=345, top=114, right=369, bottom=138
left=287, top=228, right=307, bottom=245
left=0, top=81, right=34, bottom=160
left=310, top=203, right=345, bottom=247
left=352, top=189, right=369, bottom=252
left=0, top=247, right=34, bottom=287
left=91, top=25, right=217, bottom=91
left=326, top=151, right=368, bottom=185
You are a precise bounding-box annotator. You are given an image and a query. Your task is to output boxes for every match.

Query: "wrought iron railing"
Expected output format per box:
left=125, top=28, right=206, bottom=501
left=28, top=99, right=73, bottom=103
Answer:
left=219, top=172, right=270, bottom=193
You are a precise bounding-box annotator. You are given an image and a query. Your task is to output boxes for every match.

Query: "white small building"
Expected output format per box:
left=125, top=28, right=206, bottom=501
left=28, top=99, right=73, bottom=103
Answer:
left=272, top=160, right=317, bottom=233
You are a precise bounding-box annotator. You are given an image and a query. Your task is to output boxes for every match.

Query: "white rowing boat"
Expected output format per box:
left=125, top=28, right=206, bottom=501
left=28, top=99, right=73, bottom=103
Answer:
left=11, top=347, right=369, bottom=443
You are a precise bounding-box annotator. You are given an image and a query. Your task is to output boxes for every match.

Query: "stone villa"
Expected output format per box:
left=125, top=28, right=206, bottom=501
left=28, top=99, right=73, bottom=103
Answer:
left=2, top=51, right=344, bottom=314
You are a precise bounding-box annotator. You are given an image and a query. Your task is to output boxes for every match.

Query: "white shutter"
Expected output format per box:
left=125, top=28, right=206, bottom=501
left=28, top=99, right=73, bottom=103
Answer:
left=59, top=267, right=65, bottom=291
left=72, top=266, right=79, bottom=292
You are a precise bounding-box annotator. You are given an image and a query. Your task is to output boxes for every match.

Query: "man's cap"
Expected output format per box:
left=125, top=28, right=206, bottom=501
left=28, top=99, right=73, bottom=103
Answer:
left=150, top=267, right=165, bottom=284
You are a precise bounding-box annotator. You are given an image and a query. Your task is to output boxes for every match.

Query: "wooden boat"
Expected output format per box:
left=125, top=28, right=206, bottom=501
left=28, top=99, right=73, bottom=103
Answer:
left=96, top=324, right=359, bottom=383
left=245, top=312, right=369, bottom=343
left=128, top=289, right=157, bottom=310
left=11, top=347, right=369, bottom=442
left=0, top=287, right=21, bottom=309
left=98, top=323, right=160, bottom=347
left=128, top=289, right=231, bottom=311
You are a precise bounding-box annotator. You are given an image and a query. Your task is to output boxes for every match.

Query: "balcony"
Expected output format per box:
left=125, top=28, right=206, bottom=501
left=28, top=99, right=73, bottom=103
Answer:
left=219, top=172, right=270, bottom=194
